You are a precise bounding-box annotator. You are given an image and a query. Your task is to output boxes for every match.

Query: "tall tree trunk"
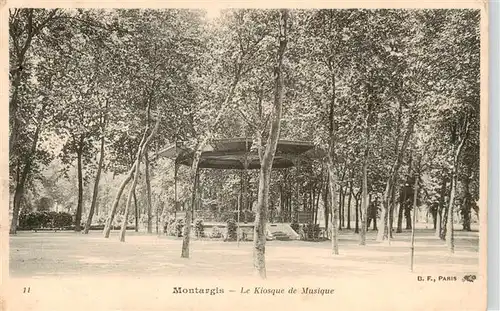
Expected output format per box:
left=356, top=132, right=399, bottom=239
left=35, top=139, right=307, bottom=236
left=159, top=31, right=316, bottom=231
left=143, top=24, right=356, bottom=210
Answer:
left=75, top=135, right=85, bottom=232
left=389, top=184, right=396, bottom=238
left=95, top=197, right=99, bottom=216
left=323, top=173, right=329, bottom=233
left=446, top=172, right=458, bottom=249
left=144, top=103, right=154, bottom=234
left=84, top=133, right=105, bottom=234
left=161, top=162, right=178, bottom=233
left=155, top=200, right=159, bottom=234
left=347, top=181, right=352, bottom=229
left=359, top=151, right=369, bottom=245
left=254, top=166, right=271, bottom=277
left=399, top=154, right=413, bottom=233
left=120, top=119, right=159, bottom=242
left=391, top=99, right=402, bottom=237
left=120, top=163, right=142, bottom=242
left=461, top=168, right=472, bottom=231
left=9, top=121, right=42, bottom=234
left=324, top=10, right=340, bottom=253
left=405, top=204, right=413, bottom=230
left=327, top=160, right=339, bottom=254
left=355, top=194, right=359, bottom=233
left=396, top=188, right=405, bottom=233
left=435, top=173, right=446, bottom=237
left=133, top=190, right=139, bottom=232
left=441, top=169, right=455, bottom=240
left=9, top=24, right=56, bottom=232
left=103, top=166, right=135, bottom=238
left=9, top=10, right=59, bottom=155
left=377, top=117, right=414, bottom=241
left=400, top=153, right=414, bottom=231
left=314, top=186, right=321, bottom=226
left=253, top=10, right=288, bottom=278
left=10, top=68, right=24, bottom=156
left=10, top=9, right=35, bottom=155
left=145, top=151, right=153, bottom=234
left=179, top=28, right=243, bottom=255
left=432, top=205, right=437, bottom=230
left=309, top=189, right=313, bottom=223
left=103, top=111, right=158, bottom=238
left=441, top=190, right=450, bottom=240
left=410, top=171, right=419, bottom=272
left=10, top=67, right=24, bottom=156
left=359, top=115, right=370, bottom=245
left=446, top=115, right=470, bottom=252
left=181, top=164, right=200, bottom=258
left=338, top=186, right=343, bottom=230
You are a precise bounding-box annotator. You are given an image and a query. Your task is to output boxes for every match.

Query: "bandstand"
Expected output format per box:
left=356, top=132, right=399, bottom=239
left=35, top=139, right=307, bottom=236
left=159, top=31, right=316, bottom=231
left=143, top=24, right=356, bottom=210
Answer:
left=156, top=137, right=324, bottom=240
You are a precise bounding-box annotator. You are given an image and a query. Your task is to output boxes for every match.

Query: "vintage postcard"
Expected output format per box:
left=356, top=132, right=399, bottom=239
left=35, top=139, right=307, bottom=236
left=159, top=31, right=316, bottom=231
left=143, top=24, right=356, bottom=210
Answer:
left=1, top=1, right=489, bottom=310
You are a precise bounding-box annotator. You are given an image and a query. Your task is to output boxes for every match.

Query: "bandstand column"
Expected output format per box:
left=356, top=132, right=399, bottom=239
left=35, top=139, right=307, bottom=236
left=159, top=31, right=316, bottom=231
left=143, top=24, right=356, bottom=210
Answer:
left=238, top=139, right=250, bottom=244
left=193, top=168, right=200, bottom=222
left=174, top=160, right=178, bottom=220
left=293, top=157, right=301, bottom=223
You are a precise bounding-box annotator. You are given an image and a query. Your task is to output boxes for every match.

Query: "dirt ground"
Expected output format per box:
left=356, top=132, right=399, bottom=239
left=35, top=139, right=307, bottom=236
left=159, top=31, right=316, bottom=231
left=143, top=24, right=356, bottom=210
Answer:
left=9, top=227, right=479, bottom=277
left=6, top=226, right=484, bottom=311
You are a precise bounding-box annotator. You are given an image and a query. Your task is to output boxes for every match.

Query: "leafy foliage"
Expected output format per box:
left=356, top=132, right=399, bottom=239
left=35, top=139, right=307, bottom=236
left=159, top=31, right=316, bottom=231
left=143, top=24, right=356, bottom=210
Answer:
left=18, top=211, right=73, bottom=229
left=225, top=218, right=238, bottom=241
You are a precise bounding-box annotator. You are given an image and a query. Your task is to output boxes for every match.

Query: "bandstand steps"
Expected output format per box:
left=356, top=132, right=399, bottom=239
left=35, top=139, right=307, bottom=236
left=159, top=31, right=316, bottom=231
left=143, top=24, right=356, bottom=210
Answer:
left=267, top=223, right=300, bottom=240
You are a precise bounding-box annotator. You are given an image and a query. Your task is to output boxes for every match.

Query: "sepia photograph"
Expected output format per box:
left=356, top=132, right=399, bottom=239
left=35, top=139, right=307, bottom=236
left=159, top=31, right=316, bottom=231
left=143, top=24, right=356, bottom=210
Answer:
left=3, top=4, right=488, bottom=311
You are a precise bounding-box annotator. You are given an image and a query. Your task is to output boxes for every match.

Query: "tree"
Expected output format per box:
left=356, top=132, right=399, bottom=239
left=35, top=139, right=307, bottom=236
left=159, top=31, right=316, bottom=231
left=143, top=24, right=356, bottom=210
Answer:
left=84, top=105, right=108, bottom=234
left=180, top=9, right=278, bottom=258
left=251, top=9, right=288, bottom=277
left=9, top=9, right=60, bottom=157
left=417, top=10, right=480, bottom=250
left=101, top=9, right=206, bottom=238
left=9, top=9, right=72, bottom=234
left=119, top=108, right=160, bottom=242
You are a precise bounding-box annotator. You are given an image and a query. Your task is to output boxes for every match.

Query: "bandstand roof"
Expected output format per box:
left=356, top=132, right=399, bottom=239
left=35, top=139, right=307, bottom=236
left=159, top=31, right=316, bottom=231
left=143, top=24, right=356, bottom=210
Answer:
left=156, top=137, right=323, bottom=170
